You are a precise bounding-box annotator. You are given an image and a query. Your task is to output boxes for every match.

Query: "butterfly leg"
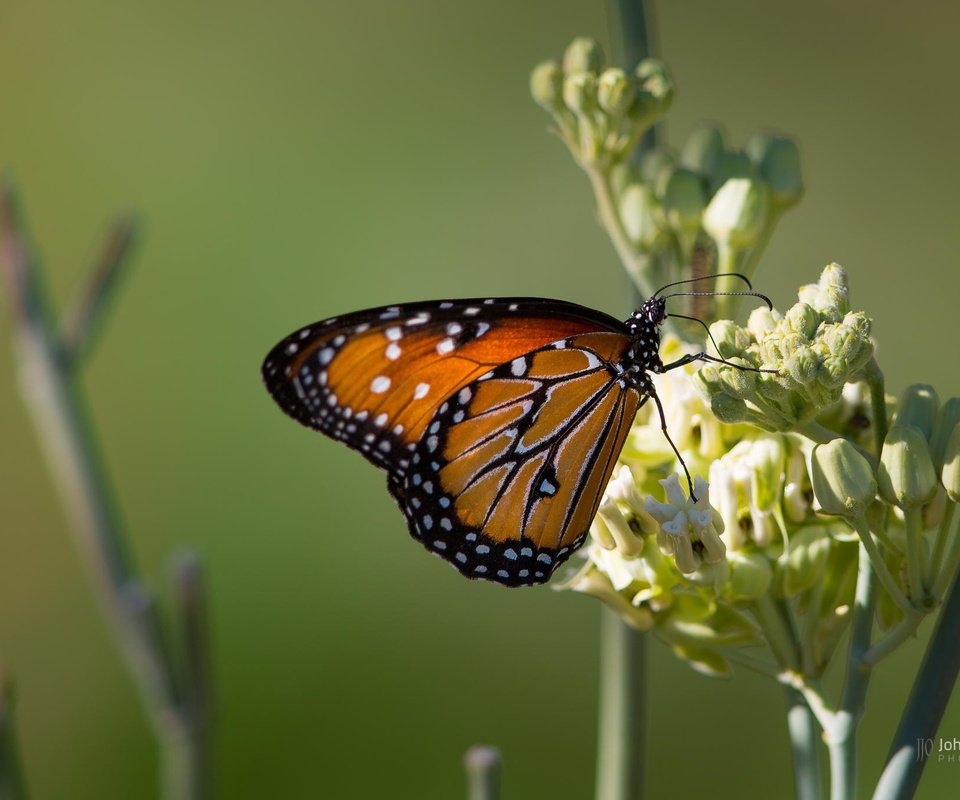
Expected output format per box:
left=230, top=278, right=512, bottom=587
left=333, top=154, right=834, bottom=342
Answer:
left=649, top=390, right=697, bottom=501
left=661, top=352, right=777, bottom=375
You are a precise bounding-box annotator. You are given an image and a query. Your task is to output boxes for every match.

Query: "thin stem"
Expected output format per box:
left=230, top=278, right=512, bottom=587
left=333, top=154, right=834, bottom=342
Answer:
left=464, top=747, right=501, bottom=800
left=0, top=673, right=28, bottom=800
left=0, top=182, right=209, bottom=799
left=587, top=167, right=657, bottom=301
left=902, top=508, right=925, bottom=605
left=797, top=422, right=844, bottom=446
left=753, top=593, right=800, bottom=672
left=873, top=570, right=960, bottom=800
left=62, top=215, right=137, bottom=366
left=596, top=607, right=647, bottom=800
left=931, top=501, right=960, bottom=599
left=784, top=687, right=824, bottom=800
left=828, top=544, right=877, bottom=800
left=863, top=359, right=888, bottom=457
left=861, top=610, right=924, bottom=668
left=847, top=516, right=912, bottom=612
left=926, top=501, right=955, bottom=593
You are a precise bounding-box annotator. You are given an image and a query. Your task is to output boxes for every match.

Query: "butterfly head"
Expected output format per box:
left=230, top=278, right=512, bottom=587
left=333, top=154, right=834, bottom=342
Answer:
left=627, top=297, right=667, bottom=333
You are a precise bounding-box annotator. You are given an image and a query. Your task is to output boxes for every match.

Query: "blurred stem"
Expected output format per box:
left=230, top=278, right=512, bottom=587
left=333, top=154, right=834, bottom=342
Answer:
left=784, top=687, right=823, bottom=800
left=828, top=544, right=876, bottom=800
left=0, top=674, right=28, bottom=800
left=0, top=182, right=210, bottom=800
left=847, top=516, right=911, bottom=612
left=464, top=747, right=501, bottom=800
left=587, top=167, right=658, bottom=301
left=873, top=570, right=960, bottom=800
left=903, top=508, right=925, bottom=605
left=596, top=607, right=647, bottom=800
left=753, top=594, right=799, bottom=672
left=931, top=502, right=960, bottom=599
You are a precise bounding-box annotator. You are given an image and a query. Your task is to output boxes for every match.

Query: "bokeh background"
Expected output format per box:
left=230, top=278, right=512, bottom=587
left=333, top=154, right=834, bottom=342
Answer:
left=2, top=1, right=958, bottom=797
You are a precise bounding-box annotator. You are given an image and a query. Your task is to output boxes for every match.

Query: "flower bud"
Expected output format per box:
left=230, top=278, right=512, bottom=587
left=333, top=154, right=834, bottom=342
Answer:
left=597, top=67, right=635, bottom=117
left=878, top=425, right=938, bottom=508
left=562, top=37, right=603, bottom=74
left=530, top=60, right=564, bottom=112
left=633, top=59, right=674, bottom=108
left=597, top=500, right=645, bottom=558
left=931, top=398, right=960, bottom=470
left=702, top=178, right=770, bottom=251
left=710, top=150, right=755, bottom=194
left=810, top=439, right=877, bottom=516
left=681, top=125, right=726, bottom=177
left=638, top=148, right=675, bottom=184
left=941, top=423, right=960, bottom=502
left=784, top=303, right=820, bottom=340
left=562, top=71, right=597, bottom=116
left=745, top=134, right=804, bottom=211
left=895, top=384, right=939, bottom=442
left=618, top=183, right=666, bottom=252
left=656, top=166, right=705, bottom=231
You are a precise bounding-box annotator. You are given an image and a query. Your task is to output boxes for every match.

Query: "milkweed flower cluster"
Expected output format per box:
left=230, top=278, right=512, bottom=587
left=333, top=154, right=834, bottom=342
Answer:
left=559, top=265, right=960, bottom=678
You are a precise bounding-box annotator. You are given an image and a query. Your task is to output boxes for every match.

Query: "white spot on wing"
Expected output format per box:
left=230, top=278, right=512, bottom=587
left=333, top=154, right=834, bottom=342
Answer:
left=414, top=382, right=430, bottom=399
left=371, top=376, right=391, bottom=393
left=436, top=338, right=455, bottom=355
left=385, top=343, right=401, bottom=360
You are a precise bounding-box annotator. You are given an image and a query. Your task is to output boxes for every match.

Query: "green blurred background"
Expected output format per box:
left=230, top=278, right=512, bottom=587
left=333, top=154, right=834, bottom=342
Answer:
left=1, top=1, right=958, bottom=797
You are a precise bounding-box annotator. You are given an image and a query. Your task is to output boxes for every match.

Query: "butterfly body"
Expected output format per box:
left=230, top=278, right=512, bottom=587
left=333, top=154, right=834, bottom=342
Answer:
left=262, top=295, right=669, bottom=586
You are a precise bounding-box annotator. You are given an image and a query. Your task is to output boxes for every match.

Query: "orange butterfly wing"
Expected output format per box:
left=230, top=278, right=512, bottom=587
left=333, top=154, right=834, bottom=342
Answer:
left=262, top=298, right=639, bottom=586
left=393, top=331, right=642, bottom=586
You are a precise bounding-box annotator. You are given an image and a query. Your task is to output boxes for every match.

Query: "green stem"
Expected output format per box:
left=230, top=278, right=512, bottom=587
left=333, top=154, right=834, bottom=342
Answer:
left=596, top=607, right=647, bottom=800
left=931, top=501, right=960, bottom=599
left=784, top=687, right=824, bottom=800
left=863, top=359, right=888, bottom=457
left=464, top=747, right=501, bottom=800
left=0, top=675, right=28, bottom=800
left=847, top=516, right=912, bottom=612
left=828, top=544, right=877, bottom=800
left=0, top=183, right=209, bottom=800
left=902, top=508, right=925, bottom=605
left=753, top=594, right=800, bottom=671
left=926, top=501, right=954, bottom=592
left=861, top=610, right=924, bottom=668
left=587, top=166, right=658, bottom=301
left=873, top=570, right=960, bottom=800
left=798, top=422, right=844, bottom=445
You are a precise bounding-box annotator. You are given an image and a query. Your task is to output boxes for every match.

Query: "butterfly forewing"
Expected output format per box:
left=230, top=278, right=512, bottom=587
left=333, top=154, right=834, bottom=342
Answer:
left=392, top=330, right=641, bottom=586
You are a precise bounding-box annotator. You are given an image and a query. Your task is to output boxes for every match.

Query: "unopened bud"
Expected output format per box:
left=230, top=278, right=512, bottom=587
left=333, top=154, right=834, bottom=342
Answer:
left=811, top=439, right=877, bottom=516
left=702, top=178, right=770, bottom=251
left=931, top=398, right=960, bottom=470
left=895, top=384, right=939, bottom=441
left=941, top=423, right=960, bottom=502
left=530, top=60, right=564, bottom=112
left=562, top=37, right=603, bottom=74
left=878, top=425, right=938, bottom=508
left=681, top=125, right=726, bottom=177
left=597, top=68, right=634, bottom=117
left=746, top=134, right=804, bottom=211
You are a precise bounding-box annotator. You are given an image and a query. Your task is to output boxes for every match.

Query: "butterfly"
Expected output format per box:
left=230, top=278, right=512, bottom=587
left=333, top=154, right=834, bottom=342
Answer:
left=261, top=275, right=771, bottom=587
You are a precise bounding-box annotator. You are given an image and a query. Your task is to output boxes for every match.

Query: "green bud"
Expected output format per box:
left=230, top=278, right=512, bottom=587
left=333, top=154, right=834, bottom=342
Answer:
left=530, top=60, right=564, bottom=112
left=618, top=183, right=665, bottom=252
left=811, top=439, right=877, bottom=516
left=745, top=134, right=804, bottom=211
left=702, top=178, right=770, bottom=251
left=931, top=398, right=960, bottom=469
left=638, top=148, right=676, bottom=185
left=784, top=303, right=820, bottom=340
left=747, top=306, right=779, bottom=338
left=562, top=71, right=597, bottom=116
left=710, top=150, right=755, bottom=194
left=656, top=167, right=706, bottom=240
left=709, top=391, right=749, bottom=424
left=941, top=423, right=960, bottom=502
left=780, top=526, right=832, bottom=596
left=784, top=344, right=821, bottom=385
left=634, top=59, right=674, bottom=109
left=812, top=263, right=852, bottom=317
left=895, top=384, right=939, bottom=441
left=562, top=37, right=603, bottom=74
left=597, top=67, right=635, bottom=117
left=709, top=320, right=753, bottom=360
left=726, top=550, right=773, bottom=600
left=681, top=125, right=726, bottom=177
left=878, top=425, right=938, bottom=508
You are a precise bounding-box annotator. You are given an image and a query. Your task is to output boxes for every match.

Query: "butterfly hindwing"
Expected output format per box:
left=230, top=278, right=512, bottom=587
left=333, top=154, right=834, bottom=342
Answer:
left=261, top=298, right=626, bottom=476
left=390, top=331, right=641, bottom=586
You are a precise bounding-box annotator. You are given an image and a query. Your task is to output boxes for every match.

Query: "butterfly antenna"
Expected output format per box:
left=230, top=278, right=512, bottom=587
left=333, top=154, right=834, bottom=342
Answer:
left=667, top=313, right=725, bottom=357
left=662, top=289, right=774, bottom=311
left=653, top=272, right=754, bottom=297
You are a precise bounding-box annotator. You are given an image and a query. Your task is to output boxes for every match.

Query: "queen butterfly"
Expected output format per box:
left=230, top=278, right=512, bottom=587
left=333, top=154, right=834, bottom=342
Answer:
left=261, top=277, right=772, bottom=587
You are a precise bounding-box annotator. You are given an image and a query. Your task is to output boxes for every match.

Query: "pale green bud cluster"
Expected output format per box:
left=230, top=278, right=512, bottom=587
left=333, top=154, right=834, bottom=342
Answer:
left=530, top=38, right=673, bottom=169
left=695, top=264, right=874, bottom=431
